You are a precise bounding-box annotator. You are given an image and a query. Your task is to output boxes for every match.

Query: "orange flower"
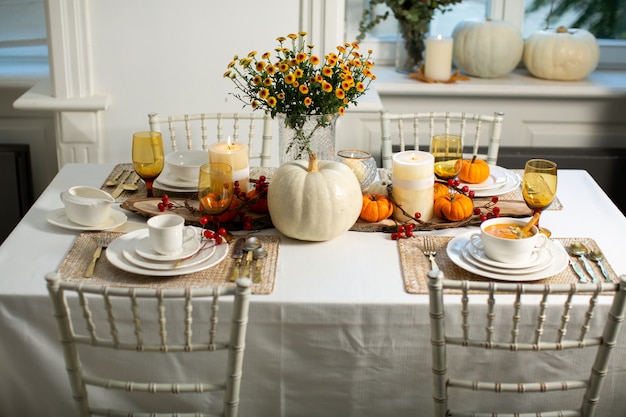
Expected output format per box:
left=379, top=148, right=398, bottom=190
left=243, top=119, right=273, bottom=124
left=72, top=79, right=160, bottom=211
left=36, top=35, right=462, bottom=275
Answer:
left=335, top=88, right=345, bottom=99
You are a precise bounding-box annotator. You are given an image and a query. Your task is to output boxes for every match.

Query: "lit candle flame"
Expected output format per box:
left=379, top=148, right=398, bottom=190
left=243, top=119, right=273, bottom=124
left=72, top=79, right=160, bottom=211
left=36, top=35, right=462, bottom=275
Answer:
left=227, top=135, right=233, bottom=150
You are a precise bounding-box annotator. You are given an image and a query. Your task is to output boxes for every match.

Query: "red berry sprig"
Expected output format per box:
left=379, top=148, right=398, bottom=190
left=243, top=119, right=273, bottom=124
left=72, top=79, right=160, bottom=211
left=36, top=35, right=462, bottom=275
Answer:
left=391, top=223, right=416, bottom=240
left=473, top=195, right=500, bottom=222
left=198, top=215, right=227, bottom=244
left=157, top=194, right=184, bottom=212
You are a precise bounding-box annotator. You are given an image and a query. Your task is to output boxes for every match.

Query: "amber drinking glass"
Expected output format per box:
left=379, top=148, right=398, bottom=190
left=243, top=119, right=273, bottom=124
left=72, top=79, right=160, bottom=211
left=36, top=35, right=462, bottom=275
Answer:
left=198, top=163, right=234, bottom=229
left=132, top=131, right=164, bottom=197
left=522, top=159, right=558, bottom=236
left=430, top=134, right=463, bottom=181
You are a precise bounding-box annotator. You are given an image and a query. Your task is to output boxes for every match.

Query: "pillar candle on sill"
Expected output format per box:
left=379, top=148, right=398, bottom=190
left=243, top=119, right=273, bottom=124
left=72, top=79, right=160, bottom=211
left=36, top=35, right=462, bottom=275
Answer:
left=392, top=151, right=434, bottom=222
left=208, top=137, right=249, bottom=193
left=424, top=35, right=453, bottom=81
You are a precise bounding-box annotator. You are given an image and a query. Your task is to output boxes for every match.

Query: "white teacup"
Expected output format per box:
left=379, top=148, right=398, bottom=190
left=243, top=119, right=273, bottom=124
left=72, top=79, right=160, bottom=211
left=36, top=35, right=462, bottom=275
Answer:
left=470, top=217, right=548, bottom=264
left=147, top=214, right=196, bottom=256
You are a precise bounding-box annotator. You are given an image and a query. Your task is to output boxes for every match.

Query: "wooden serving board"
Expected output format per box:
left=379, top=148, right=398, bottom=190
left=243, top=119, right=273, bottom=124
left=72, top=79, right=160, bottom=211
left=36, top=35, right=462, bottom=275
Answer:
left=122, top=197, right=533, bottom=233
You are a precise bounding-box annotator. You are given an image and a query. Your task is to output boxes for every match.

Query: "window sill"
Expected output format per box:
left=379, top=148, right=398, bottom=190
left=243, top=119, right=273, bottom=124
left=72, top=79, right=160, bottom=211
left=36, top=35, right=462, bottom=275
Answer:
left=374, top=66, right=626, bottom=99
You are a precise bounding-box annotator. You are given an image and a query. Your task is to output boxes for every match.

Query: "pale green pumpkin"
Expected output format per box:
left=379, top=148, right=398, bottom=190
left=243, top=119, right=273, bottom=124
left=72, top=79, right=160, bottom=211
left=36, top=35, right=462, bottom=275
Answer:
left=523, top=26, right=599, bottom=81
left=267, top=153, right=362, bottom=241
left=452, top=18, right=524, bottom=79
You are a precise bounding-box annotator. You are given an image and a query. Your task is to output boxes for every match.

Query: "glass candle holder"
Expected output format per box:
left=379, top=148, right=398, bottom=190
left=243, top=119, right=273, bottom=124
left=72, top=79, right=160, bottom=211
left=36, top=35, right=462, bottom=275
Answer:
left=336, top=150, right=378, bottom=191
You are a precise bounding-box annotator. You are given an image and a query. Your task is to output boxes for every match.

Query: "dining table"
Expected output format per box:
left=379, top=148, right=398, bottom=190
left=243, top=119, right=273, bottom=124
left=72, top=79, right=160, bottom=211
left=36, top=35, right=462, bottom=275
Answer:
left=1, top=162, right=626, bottom=417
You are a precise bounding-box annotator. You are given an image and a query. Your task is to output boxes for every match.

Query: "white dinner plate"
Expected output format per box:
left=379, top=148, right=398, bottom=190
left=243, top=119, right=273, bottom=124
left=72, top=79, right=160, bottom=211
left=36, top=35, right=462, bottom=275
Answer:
left=461, top=242, right=553, bottom=275
left=471, top=168, right=521, bottom=197
left=459, top=165, right=508, bottom=191
left=46, top=208, right=127, bottom=231
left=446, top=231, right=568, bottom=282
left=106, top=228, right=229, bottom=276
left=123, top=242, right=216, bottom=270
left=134, top=235, right=202, bottom=261
left=466, top=237, right=551, bottom=269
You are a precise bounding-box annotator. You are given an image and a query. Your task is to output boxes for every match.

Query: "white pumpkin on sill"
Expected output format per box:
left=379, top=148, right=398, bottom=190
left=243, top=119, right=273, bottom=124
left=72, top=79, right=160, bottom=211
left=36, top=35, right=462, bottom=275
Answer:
left=523, top=26, right=600, bottom=81
left=452, top=18, right=524, bottom=79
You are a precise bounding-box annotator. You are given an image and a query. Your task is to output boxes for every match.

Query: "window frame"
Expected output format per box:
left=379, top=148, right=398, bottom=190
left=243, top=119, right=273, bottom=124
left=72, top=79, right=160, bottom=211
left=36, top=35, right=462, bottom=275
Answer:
left=347, top=0, right=626, bottom=70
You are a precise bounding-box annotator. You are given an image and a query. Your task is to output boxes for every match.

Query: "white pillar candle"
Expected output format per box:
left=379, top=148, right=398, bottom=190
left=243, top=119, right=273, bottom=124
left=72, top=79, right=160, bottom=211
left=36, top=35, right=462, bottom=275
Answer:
left=392, top=151, right=434, bottom=222
left=208, top=137, right=249, bottom=193
left=424, top=35, right=453, bottom=81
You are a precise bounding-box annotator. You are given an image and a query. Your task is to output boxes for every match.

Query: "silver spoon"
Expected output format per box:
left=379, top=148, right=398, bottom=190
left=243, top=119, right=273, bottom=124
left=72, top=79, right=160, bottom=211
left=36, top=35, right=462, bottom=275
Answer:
left=569, top=242, right=599, bottom=284
left=253, top=246, right=267, bottom=283
left=589, top=249, right=611, bottom=282
left=242, top=237, right=261, bottom=278
left=122, top=173, right=141, bottom=191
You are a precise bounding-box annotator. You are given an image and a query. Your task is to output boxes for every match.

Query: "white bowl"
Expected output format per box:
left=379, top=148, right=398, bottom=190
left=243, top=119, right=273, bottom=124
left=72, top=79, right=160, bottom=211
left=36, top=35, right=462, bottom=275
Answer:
left=165, top=150, right=207, bottom=182
left=60, top=186, right=115, bottom=226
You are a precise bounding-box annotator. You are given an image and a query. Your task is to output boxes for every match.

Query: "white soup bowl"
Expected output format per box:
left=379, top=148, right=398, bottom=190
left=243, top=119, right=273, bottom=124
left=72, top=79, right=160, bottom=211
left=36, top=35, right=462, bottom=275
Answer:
left=60, top=186, right=115, bottom=226
left=165, top=150, right=207, bottom=182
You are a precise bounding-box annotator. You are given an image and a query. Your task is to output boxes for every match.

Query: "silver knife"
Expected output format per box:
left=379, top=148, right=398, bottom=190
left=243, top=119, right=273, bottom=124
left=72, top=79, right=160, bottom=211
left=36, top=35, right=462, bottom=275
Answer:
left=229, top=238, right=245, bottom=282
left=111, top=170, right=132, bottom=198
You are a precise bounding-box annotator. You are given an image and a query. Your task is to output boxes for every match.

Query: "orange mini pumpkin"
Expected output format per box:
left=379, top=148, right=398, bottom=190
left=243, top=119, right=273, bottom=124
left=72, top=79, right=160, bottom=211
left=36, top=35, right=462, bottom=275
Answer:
left=458, top=158, right=490, bottom=184
left=433, top=193, right=474, bottom=221
left=433, top=182, right=450, bottom=200
left=360, top=194, right=394, bottom=223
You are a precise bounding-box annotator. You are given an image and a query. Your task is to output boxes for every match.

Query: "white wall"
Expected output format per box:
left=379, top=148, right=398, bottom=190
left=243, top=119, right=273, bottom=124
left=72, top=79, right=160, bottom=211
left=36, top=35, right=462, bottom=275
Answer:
left=86, top=1, right=301, bottom=163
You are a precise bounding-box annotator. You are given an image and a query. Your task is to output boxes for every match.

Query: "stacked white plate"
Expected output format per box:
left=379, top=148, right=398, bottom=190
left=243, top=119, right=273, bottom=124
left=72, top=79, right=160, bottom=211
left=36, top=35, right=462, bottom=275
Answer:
left=459, top=165, right=521, bottom=197
left=154, top=166, right=198, bottom=192
left=446, top=231, right=568, bottom=281
left=106, top=227, right=228, bottom=276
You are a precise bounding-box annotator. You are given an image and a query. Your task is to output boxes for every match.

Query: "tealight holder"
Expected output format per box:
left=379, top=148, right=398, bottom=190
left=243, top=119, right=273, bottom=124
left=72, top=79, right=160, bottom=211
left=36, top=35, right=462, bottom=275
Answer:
left=336, top=150, right=378, bottom=191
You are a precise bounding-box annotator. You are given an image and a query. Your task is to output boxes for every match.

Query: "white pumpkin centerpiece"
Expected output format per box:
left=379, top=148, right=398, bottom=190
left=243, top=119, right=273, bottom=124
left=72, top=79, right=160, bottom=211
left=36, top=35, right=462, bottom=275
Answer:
left=267, top=153, right=362, bottom=241
left=523, top=26, right=599, bottom=81
left=452, top=18, right=524, bottom=78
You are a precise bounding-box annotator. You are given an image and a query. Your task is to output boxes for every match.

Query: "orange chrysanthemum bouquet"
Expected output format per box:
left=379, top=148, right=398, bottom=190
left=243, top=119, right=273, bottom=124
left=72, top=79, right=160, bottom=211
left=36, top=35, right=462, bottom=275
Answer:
left=225, top=32, right=376, bottom=159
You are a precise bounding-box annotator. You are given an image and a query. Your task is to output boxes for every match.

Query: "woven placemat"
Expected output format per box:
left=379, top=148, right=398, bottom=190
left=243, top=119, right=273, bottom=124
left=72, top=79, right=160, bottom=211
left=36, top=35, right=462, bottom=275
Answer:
left=399, top=236, right=617, bottom=294
left=57, top=231, right=279, bottom=294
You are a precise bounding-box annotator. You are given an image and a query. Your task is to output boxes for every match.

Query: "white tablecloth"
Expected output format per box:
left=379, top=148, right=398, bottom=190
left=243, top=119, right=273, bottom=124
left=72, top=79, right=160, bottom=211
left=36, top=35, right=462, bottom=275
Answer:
left=1, top=164, right=626, bottom=416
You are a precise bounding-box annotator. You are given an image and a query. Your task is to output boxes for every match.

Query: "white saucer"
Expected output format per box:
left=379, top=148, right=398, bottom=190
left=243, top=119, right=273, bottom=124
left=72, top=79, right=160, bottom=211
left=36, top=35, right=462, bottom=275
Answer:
left=134, top=235, right=202, bottom=261
left=123, top=242, right=216, bottom=270
left=106, top=228, right=229, bottom=276
left=466, top=238, right=550, bottom=269
left=46, top=208, right=127, bottom=231
left=472, top=168, right=521, bottom=197
left=459, top=165, right=508, bottom=191
left=461, top=242, right=552, bottom=275
left=446, top=231, right=568, bottom=282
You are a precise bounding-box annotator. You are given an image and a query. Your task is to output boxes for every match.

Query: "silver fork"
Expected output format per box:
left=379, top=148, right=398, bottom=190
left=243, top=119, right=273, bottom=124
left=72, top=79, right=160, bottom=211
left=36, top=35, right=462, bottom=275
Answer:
left=423, top=236, right=439, bottom=271
left=83, top=233, right=115, bottom=278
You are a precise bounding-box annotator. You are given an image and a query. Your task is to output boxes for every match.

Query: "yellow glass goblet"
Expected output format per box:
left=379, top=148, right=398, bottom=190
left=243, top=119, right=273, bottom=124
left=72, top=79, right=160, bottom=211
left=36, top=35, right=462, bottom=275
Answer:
left=132, top=131, right=164, bottom=198
left=198, top=163, right=234, bottom=230
left=522, top=158, right=558, bottom=237
left=431, top=134, right=463, bottom=181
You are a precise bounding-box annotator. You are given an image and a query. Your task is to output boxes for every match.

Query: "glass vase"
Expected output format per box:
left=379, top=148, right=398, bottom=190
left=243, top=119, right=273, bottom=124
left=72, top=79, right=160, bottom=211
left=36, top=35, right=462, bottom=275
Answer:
left=396, top=22, right=429, bottom=74
left=277, top=113, right=338, bottom=164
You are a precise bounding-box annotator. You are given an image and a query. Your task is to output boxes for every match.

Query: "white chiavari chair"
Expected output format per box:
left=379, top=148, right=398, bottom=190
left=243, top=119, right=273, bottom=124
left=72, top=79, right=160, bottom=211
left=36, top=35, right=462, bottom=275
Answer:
left=428, top=269, right=626, bottom=417
left=379, top=111, right=505, bottom=170
left=46, top=272, right=252, bottom=417
left=148, top=112, right=274, bottom=167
